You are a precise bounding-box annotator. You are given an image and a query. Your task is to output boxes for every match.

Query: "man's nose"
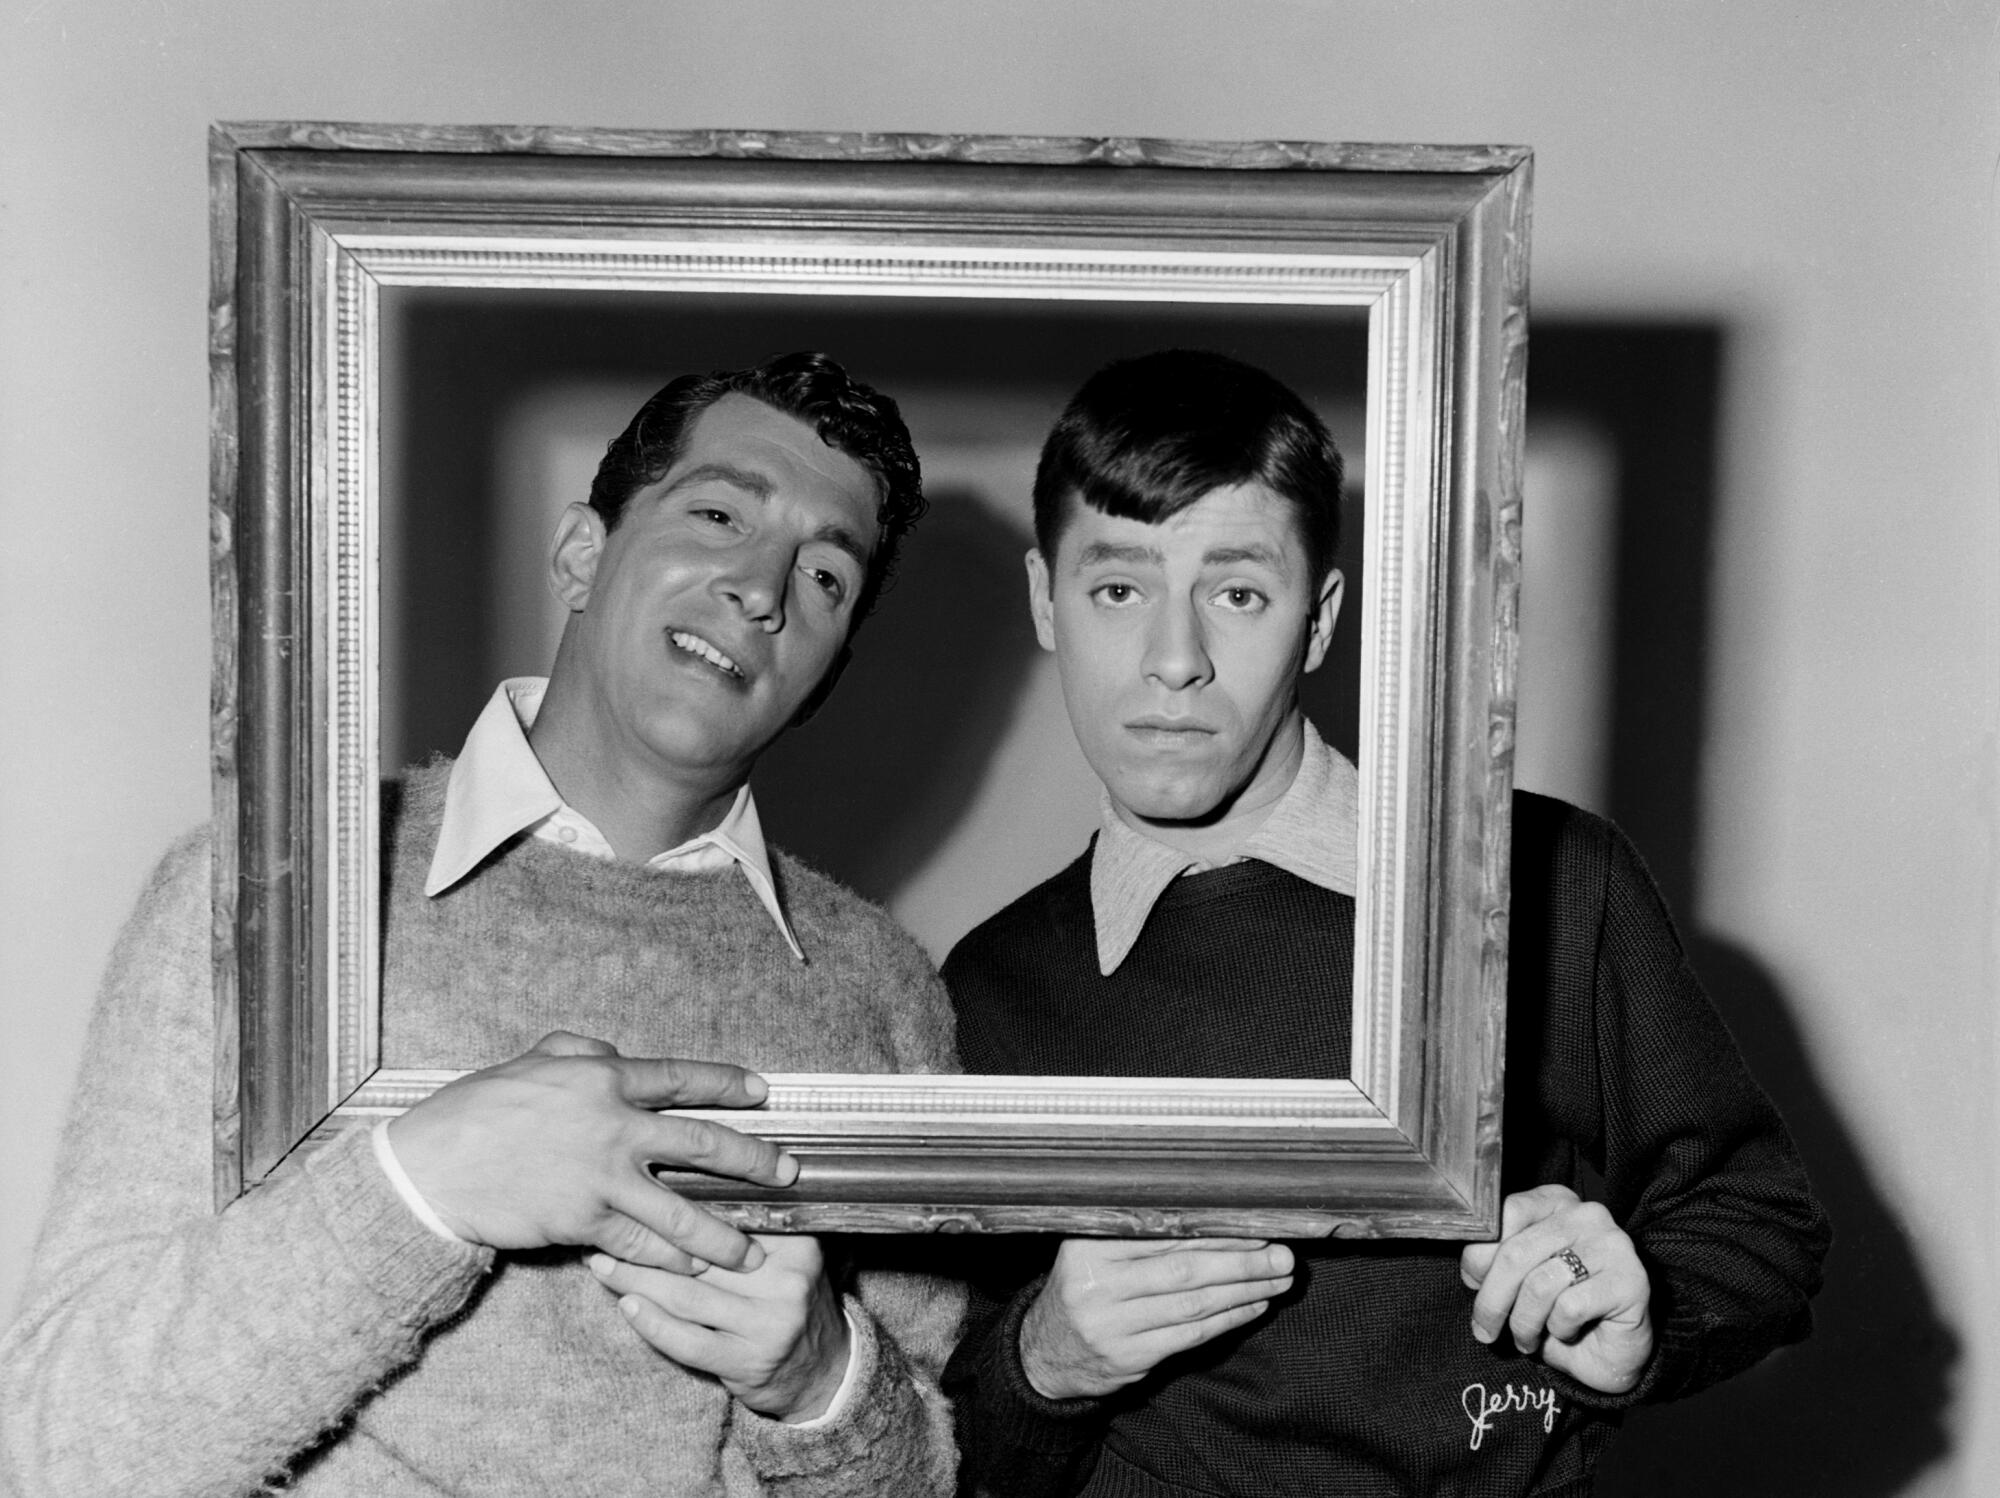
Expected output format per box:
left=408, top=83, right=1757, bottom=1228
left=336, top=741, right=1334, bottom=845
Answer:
left=1142, top=598, right=1212, bottom=691
left=714, top=540, right=790, bottom=630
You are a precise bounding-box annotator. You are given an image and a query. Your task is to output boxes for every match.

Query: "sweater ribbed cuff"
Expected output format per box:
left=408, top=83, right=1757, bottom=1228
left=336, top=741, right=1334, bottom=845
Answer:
left=985, top=1275, right=1112, bottom=1437
left=1076, top=1443, right=1175, bottom=1497
left=731, top=1294, right=916, bottom=1479
left=785, top=1307, right=864, bottom=1430
left=302, top=1125, right=494, bottom=1327
left=1542, top=1251, right=1692, bottom=1413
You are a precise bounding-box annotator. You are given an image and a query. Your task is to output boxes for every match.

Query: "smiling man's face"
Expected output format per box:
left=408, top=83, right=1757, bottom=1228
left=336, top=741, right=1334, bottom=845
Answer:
left=545, top=392, right=881, bottom=797
left=1028, top=483, right=1341, bottom=840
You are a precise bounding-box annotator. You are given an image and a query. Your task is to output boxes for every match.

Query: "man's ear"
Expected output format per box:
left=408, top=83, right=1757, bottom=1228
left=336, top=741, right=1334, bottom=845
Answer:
left=1302, top=567, right=1345, bottom=675
left=548, top=502, right=606, bottom=611
left=791, top=645, right=852, bottom=728
left=1024, top=548, right=1057, bottom=653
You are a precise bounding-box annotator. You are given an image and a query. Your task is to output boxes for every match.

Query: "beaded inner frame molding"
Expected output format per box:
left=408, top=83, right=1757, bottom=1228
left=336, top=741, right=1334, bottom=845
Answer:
left=208, top=124, right=1529, bottom=1237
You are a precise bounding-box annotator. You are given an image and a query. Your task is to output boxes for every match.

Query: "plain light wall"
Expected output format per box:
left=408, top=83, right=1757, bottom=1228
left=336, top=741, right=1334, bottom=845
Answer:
left=2, top=2, right=1993, bottom=1491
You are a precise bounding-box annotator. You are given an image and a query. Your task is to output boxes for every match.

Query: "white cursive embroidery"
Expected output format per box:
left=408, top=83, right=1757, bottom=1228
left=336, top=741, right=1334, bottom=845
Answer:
left=1461, top=1382, right=1560, bottom=1451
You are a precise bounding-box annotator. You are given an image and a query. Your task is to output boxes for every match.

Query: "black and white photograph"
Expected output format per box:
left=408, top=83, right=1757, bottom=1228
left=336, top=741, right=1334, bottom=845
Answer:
left=1, top=7, right=1991, bottom=1497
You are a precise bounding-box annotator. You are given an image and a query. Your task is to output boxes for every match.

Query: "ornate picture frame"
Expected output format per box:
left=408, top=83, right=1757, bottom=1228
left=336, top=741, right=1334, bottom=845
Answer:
left=209, top=124, right=1529, bottom=1238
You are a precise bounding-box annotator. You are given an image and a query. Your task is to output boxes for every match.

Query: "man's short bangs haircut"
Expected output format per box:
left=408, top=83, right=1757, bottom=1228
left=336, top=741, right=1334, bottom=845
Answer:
left=587, top=350, right=927, bottom=623
left=1032, top=349, right=1344, bottom=585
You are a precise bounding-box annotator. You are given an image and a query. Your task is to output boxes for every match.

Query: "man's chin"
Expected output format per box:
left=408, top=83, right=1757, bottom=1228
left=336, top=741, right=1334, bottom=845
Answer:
left=633, top=718, right=769, bottom=783
left=1107, top=776, right=1230, bottom=829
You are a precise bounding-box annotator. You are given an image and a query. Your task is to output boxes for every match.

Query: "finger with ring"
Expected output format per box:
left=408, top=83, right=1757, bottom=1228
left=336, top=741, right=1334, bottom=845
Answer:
left=1553, top=1247, right=1590, bottom=1286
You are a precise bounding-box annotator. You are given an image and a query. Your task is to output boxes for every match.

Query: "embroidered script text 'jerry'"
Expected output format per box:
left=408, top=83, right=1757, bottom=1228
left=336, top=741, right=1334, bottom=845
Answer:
left=1461, top=1382, right=1560, bottom=1451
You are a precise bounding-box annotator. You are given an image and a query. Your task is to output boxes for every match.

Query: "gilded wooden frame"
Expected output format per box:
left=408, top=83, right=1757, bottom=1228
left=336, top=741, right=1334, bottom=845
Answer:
left=209, top=123, right=1529, bottom=1238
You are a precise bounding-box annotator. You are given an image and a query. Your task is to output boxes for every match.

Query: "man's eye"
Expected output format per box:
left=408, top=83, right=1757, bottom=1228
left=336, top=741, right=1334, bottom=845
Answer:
left=1092, top=583, right=1137, bottom=605
left=804, top=565, right=845, bottom=600
left=1217, top=586, right=1267, bottom=612
left=694, top=507, right=735, bottom=526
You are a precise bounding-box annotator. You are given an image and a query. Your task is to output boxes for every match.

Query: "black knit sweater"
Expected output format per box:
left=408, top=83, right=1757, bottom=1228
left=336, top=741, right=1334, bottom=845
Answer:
left=941, top=792, right=1829, bottom=1498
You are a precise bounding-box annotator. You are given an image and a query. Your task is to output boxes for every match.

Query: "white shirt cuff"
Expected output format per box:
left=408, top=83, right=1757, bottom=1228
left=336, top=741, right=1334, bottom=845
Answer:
left=376, top=1115, right=852, bottom=1419
left=786, top=1306, right=864, bottom=1429
left=371, top=1118, right=469, bottom=1244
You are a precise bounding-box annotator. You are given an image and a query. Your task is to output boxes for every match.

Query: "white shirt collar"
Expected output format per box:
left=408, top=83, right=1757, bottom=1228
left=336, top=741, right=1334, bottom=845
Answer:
left=1088, top=717, right=1359, bottom=977
left=424, top=678, right=805, bottom=962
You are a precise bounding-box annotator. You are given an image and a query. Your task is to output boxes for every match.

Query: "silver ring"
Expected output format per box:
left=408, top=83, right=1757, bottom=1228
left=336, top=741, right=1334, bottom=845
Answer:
left=1554, top=1248, right=1590, bottom=1286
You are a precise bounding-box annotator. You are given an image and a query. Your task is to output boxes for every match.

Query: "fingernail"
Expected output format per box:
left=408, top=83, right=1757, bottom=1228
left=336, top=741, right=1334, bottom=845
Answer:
left=776, top=1152, right=800, bottom=1186
left=742, top=1240, right=766, bottom=1271
left=588, top=1254, right=614, bottom=1278
left=1472, top=1323, right=1494, bottom=1344
left=743, top=1072, right=770, bottom=1102
left=619, top=1296, right=640, bottom=1318
left=687, top=1258, right=708, bottom=1275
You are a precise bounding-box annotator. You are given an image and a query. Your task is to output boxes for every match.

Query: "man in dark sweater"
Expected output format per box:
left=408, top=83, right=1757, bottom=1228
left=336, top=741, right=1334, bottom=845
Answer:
left=941, top=350, right=1829, bottom=1496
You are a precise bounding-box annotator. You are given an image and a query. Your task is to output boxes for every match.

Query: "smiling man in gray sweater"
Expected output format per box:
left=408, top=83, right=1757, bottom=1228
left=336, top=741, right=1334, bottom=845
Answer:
left=1, top=353, right=962, bottom=1497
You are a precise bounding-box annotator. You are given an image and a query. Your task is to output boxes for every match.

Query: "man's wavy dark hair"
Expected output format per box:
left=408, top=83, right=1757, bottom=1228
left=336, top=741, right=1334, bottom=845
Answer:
left=587, top=351, right=927, bottom=625
left=1032, top=349, right=1343, bottom=586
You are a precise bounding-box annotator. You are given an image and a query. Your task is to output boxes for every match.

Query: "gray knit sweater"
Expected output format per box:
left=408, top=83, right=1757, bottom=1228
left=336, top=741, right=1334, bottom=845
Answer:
left=0, top=763, right=962, bottom=1497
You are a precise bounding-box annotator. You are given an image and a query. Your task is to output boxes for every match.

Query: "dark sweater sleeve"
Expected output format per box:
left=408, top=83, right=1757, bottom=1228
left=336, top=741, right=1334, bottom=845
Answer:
left=941, top=1259, right=1112, bottom=1498
left=1514, top=795, right=1831, bottom=1409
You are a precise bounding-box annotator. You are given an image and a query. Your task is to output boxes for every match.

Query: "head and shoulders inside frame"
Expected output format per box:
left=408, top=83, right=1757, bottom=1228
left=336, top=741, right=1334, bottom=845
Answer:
left=411, top=352, right=929, bottom=948
left=952, top=348, right=1360, bottom=979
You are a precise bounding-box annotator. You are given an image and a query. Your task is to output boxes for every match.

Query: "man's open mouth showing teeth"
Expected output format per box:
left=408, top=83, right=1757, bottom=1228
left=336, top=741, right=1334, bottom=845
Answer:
left=668, top=630, right=743, bottom=679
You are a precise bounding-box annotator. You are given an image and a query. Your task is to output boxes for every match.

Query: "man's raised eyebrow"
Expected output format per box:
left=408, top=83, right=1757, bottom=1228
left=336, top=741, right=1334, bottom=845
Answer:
left=661, top=463, right=774, bottom=500
left=813, top=522, right=873, bottom=573
left=1073, top=540, right=1165, bottom=568
left=1203, top=542, right=1288, bottom=569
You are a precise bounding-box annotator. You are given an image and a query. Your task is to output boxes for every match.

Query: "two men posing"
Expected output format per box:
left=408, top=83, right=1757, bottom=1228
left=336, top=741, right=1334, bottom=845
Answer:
left=2, top=350, right=1827, bottom=1496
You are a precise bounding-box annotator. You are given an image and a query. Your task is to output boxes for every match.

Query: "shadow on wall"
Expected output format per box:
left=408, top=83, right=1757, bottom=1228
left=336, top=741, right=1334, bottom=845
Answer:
left=1535, top=324, right=1955, bottom=1496
left=1600, top=933, right=1958, bottom=1495
left=751, top=485, right=1042, bottom=905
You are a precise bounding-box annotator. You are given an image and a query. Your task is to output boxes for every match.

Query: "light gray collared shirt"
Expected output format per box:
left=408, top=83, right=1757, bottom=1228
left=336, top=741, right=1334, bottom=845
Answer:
left=1089, top=718, right=1359, bottom=976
